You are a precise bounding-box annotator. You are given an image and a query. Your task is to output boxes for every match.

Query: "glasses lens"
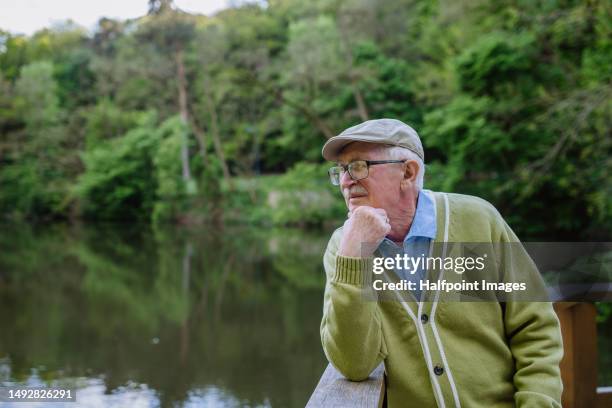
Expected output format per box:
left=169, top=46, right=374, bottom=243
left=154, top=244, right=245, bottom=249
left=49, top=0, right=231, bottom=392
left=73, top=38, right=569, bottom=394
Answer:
left=328, top=167, right=342, bottom=185
left=348, top=160, right=368, bottom=180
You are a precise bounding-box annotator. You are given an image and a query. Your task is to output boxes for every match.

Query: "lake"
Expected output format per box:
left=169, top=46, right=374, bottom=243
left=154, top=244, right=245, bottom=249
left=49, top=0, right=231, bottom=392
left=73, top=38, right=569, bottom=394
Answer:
left=0, top=223, right=329, bottom=407
left=0, top=223, right=610, bottom=407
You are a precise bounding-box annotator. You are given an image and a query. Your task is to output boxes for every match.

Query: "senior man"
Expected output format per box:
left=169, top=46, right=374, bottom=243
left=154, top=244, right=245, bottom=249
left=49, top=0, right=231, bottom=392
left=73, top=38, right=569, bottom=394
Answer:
left=320, top=119, right=563, bottom=407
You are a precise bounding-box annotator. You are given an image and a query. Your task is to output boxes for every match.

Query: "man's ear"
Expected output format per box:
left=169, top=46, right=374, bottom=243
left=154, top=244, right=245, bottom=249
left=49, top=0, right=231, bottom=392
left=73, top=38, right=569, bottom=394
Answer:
left=403, top=160, right=420, bottom=183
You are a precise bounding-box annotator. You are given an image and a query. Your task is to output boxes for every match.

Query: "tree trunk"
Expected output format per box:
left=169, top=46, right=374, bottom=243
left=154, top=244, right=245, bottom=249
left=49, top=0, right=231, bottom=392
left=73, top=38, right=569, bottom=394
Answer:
left=337, top=21, right=370, bottom=121
left=351, top=79, right=369, bottom=121
left=273, top=89, right=336, bottom=139
left=202, top=73, right=232, bottom=185
left=175, top=48, right=192, bottom=183
left=189, top=118, right=208, bottom=166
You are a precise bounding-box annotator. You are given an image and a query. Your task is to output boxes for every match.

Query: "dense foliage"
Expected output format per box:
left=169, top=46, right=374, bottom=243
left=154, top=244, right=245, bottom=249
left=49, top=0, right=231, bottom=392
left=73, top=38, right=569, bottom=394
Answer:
left=0, top=0, right=610, bottom=239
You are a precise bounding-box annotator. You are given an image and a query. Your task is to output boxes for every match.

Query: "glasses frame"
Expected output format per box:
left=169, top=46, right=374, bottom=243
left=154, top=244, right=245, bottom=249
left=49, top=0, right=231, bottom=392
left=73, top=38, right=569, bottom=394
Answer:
left=328, top=159, right=406, bottom=185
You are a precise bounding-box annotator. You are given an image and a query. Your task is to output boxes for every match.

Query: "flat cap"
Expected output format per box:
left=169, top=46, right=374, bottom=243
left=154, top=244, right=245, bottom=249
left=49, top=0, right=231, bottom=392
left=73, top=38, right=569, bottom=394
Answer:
left=321, top=118, right=424, bottom=161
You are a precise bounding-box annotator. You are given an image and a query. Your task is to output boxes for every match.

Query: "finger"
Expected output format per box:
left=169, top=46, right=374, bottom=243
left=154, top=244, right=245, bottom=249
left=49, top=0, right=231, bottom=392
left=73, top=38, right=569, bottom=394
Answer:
left=373, top=210, right=389, bottom=223
left=382, top=213, right=390, bottom=225
left=373, top=208, right=387, bottom=216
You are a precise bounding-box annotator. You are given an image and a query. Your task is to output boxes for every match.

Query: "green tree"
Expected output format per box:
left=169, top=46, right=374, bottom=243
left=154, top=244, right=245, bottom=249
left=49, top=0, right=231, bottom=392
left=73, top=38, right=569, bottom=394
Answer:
left=0, top=61, right=72, bottom=219
left=15, top=61, right=61, bottom=131
left=76, top=112, right=159, bottom=221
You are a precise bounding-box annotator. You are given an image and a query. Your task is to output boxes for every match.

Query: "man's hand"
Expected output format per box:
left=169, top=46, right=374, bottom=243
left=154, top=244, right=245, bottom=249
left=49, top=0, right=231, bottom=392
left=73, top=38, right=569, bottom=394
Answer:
left=338, top=206, right=391, bottom=258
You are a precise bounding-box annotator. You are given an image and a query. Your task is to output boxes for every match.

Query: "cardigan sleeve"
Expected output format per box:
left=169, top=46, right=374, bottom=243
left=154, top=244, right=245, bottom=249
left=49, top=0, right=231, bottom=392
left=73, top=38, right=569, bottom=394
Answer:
left=320, top=228, right=388, bottom=381
left=498, top=222, right=564, bottom=407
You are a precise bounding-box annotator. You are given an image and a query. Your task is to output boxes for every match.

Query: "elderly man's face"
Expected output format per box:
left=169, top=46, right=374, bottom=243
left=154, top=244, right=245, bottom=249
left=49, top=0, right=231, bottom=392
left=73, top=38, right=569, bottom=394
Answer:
left=337, top=142, right=407, bottom=213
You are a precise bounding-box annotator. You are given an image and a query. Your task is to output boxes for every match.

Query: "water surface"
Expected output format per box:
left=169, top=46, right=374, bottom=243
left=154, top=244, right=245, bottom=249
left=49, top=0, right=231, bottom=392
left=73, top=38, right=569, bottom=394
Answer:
left=0, top=223, right=329, bottom=407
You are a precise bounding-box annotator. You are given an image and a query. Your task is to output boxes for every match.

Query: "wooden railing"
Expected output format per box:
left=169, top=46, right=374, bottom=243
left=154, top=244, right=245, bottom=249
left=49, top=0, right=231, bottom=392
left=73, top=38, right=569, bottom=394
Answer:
left=555, top=302, right=612, bottom=408
left=307, top=301, right=612, bottom=408
left=306, top=363, right=385, bottom=408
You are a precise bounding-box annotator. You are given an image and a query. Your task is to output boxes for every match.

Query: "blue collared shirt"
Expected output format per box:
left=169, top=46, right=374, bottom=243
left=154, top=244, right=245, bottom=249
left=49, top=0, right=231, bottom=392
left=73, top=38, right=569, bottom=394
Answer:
left=378, top=189, right=437, bottom=301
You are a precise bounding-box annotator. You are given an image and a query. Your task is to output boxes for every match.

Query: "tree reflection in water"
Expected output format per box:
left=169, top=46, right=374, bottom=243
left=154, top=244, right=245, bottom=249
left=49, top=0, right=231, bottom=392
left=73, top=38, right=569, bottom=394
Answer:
left=0, top=223, right=330, bottom=407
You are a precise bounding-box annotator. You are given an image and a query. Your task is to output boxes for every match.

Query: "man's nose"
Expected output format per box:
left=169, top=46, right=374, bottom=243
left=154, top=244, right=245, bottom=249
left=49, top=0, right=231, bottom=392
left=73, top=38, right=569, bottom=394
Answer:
left=340, top=170, right=355, bottom=189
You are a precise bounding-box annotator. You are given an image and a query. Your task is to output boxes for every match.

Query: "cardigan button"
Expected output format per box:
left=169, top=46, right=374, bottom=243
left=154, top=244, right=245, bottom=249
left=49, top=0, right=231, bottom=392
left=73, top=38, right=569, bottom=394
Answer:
left=421, top=314, right=429, bottom=324
left=434, top=365, right=444, bottom=376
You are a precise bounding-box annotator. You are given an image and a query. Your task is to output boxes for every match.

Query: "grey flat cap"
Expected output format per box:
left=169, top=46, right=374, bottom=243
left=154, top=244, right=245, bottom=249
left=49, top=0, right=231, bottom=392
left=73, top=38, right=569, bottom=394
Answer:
left=322, top=119, right=424, bottom=161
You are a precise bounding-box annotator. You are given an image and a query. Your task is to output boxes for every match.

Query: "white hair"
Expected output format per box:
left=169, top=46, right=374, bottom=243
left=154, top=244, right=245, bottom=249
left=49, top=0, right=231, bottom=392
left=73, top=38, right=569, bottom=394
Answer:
left=378, top=145, right=425, bottom=189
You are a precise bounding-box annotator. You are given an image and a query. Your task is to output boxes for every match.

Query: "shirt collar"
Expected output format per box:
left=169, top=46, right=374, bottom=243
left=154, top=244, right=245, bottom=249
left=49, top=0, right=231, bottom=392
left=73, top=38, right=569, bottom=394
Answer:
left=405, top=189, right=437, bottom=241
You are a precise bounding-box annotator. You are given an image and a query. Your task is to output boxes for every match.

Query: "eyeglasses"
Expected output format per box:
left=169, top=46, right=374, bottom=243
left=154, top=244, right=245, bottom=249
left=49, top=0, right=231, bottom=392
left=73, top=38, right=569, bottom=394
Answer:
left=328, top=160, right=406, bottom=185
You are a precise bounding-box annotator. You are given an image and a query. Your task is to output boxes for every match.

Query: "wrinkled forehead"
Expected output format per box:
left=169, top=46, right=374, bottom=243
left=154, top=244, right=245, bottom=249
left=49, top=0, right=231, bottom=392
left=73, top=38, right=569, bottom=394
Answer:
left=337, top=141, right=387, bottom=163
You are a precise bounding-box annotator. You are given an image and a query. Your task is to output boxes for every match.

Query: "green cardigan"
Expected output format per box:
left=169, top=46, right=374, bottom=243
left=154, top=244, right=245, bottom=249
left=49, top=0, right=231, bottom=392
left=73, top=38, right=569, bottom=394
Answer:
left=320, top=191, right=563, bottom=407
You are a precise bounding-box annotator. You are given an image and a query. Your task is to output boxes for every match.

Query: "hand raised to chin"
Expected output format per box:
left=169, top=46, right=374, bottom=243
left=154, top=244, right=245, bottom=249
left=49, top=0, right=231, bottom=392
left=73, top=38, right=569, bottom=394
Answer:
left=338, top=206, right=391, bottom=258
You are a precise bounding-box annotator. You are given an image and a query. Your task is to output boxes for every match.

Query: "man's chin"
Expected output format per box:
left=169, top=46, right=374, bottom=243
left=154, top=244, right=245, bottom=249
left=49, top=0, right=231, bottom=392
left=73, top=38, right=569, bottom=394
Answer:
left=348, top=198, right=369, bottom=212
